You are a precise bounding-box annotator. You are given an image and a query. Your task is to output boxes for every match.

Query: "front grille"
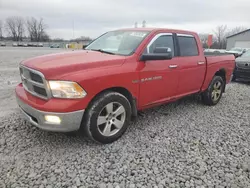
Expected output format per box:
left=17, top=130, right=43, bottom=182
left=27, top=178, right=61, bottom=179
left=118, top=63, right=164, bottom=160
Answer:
left=19, top=66, right=49, bottom=100
left=33, top=86, right=47, bottom=96
left=30, top=72, right=43, bottom=83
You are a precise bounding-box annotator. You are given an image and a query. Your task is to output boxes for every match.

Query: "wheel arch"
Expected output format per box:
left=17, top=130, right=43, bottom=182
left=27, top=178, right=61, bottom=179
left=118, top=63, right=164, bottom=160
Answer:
left=87, top=87, right=138, bottom=117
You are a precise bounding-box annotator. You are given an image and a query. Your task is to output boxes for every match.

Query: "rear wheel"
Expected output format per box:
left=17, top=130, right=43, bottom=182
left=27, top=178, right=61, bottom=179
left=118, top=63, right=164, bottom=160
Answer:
left=82, top=91, right=131, bottom=144
left=201, top=76, right=224, bottom=106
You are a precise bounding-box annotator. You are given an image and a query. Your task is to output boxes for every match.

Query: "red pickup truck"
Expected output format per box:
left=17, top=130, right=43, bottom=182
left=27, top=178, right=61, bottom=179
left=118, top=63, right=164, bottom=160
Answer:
left=16, top=28, right=235, bottom=144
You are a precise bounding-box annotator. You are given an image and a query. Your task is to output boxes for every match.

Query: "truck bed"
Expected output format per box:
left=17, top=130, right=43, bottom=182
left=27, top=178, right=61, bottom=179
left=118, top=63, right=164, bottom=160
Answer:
left=201, top=53, right=235, bottom=92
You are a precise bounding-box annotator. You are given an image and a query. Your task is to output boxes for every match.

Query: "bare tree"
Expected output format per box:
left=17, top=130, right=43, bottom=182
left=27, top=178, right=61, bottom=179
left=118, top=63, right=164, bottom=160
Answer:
left=26, top=17, right=49, bottom=42
left=0, top=20, right=3, bottom=40
left=5, top=16, right=25, bottom=41
left=213, top=25, right=227, bottom=49
left=226, top=26, right=247, bottom=37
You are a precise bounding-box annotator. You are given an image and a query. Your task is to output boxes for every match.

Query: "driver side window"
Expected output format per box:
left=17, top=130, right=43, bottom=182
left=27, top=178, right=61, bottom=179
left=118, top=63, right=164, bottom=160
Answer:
left=144, top=34, right=175, bottom=56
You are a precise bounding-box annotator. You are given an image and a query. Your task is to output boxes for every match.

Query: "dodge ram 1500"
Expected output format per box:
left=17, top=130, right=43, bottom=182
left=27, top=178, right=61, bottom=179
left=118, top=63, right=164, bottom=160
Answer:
left=16, top=28, right=235, bottom=144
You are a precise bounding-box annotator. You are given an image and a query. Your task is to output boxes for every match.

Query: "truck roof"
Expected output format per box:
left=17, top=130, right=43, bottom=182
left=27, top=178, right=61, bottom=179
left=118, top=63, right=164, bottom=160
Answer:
left=115, top=28, right=197, bottom=35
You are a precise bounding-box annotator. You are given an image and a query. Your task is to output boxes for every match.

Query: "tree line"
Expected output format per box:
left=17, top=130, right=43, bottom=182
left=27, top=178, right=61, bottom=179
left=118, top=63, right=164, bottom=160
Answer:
left=0, top=17, right=248, bottom=47
left=0, top=16, right=50, bottom=42
left=199, top=25, right=247, bottom=49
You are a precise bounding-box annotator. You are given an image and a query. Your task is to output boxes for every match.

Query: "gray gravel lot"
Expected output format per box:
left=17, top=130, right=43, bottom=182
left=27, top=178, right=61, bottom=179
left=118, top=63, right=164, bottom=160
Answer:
left=0, top=47, right=250, bottom=188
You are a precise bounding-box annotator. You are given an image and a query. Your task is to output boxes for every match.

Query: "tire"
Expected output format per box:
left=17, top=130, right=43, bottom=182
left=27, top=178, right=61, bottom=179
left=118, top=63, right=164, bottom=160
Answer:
left=82, top=91, right=132, bottom=144
left=201, top=76, right=225, bottom=106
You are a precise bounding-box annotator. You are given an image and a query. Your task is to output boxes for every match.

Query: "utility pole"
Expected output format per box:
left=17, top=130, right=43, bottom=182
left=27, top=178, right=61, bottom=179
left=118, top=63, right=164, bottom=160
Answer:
left=134, top=22, right=138, bottom=28
left=72, top=20, right=75, bottom=39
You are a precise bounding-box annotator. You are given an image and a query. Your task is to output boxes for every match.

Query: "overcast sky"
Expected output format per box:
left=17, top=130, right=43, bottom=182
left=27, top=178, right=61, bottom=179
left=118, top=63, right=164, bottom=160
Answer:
left=1, top=0, right=250, bottom=39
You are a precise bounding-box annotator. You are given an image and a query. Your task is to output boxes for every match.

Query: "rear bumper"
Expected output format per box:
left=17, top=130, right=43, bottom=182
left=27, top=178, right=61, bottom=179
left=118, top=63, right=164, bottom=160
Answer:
left=234, top=68, right=250, bottom=81
left=16, top=91, right=84, bottom=132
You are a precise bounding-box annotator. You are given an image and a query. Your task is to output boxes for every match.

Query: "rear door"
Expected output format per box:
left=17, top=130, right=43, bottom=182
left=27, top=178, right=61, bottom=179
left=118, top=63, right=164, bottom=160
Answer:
left=138, top=33, right=180, bottom=107
left=174, top=34, right=206, bottom=96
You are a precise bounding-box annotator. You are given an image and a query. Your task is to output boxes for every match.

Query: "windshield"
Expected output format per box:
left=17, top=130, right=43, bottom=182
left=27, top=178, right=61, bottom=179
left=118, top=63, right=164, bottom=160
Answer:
left=230, top=48, right=243, bottom=52
left=241, top=50, right=250, bottom=57
left=85, top=30, right=150, bottom=55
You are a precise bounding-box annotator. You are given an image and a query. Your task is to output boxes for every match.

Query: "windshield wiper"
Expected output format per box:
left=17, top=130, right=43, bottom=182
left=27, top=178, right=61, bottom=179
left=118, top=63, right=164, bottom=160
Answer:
left=90, top=49, right=116, bottom=55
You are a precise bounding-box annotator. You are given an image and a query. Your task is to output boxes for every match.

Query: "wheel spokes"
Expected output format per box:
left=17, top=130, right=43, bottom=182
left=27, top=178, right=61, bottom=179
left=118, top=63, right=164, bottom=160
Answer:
left=105, top=103, right=114, bottom=114
left=211, top=91, right=215, bottom=100
left=113, top=119, right=124, bottom=129
left=214, top=81, right=221, bottom=89
left=103, top=123, right=112, bottom=136
left=113, top=106, right=125, bottom=117
left=97, top=116, right=107, bottom=126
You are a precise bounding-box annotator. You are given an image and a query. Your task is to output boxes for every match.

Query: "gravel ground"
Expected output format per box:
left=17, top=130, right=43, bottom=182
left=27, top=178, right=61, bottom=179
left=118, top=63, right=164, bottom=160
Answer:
left=0, top=47, right=250, bottom=188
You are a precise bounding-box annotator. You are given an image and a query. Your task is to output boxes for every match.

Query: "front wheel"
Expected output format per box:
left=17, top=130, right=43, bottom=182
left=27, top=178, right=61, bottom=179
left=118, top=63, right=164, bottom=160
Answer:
left=82, top=91, right=132, bottom=144
left=201, top=76, right=225, bottom=106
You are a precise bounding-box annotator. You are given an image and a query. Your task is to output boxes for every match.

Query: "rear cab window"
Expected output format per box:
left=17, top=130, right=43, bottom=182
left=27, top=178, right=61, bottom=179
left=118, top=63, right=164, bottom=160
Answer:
left=177, top=34, right=199, bottom=56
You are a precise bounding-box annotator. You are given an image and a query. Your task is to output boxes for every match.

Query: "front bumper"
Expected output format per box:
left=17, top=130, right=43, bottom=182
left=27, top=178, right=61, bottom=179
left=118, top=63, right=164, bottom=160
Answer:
left=233, top=67, right=250, bottom=81
left=16, top=96, right=85, bottom=132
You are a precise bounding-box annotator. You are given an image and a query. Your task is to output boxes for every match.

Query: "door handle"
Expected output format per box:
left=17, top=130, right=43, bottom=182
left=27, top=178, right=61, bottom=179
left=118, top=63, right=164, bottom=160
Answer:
left=197, top=61, right=205, bottom=65
left=169, top=65, right=178, bottom=69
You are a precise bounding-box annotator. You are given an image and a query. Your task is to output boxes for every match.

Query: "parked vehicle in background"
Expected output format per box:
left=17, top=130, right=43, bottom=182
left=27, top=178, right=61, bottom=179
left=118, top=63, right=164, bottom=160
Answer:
left=23, top=43, right=28, bottom=47
left=12, top=43, right=18, bottom=47
left=232, top=49, right=250, bottom=81
left=0, top=42, right=6, bottom=46
left=17, top=42, right=24, bottom=47
left=50, top=44, right=60, bottom=48
left=38, top=43, right=44, bottom=47
left=16, top=28, right=235, bottom=144
left=82, top=44, right=88, bottom=49
left=204, top=49, right=226, bottom=53
left=226, top=47, right=247, bottom=58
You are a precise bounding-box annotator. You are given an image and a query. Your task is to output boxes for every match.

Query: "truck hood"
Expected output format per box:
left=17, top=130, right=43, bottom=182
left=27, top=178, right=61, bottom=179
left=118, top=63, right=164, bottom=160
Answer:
left=236, top=56, right=250, bottom=69
left=236, top=56, right=250, bottom=62
left=21, top=50, right=126, bottom=79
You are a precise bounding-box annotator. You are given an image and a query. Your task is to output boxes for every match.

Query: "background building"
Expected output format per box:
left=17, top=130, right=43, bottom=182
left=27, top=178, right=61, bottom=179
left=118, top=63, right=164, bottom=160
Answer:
left=226, top=29, right=250, bottom=50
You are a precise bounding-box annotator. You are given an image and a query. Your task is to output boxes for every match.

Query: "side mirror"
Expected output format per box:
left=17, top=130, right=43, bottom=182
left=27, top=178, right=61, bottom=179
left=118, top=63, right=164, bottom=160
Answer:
left=140, top=47, right=172, bottom=61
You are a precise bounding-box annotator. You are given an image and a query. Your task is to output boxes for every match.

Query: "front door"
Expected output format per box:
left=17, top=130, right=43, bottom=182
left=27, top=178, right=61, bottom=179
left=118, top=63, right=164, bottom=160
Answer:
left=138, top=33, right=180, bottom=107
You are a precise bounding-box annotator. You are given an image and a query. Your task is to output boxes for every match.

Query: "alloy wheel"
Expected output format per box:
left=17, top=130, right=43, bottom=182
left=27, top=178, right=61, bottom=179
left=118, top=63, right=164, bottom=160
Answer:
left=97, top=102, right=126, bottom=137
left=211, top=81, right=222, bottom=102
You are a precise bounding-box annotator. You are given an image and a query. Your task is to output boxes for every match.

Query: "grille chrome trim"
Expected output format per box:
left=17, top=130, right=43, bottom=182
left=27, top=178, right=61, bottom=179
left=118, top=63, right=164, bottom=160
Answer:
left=19, top=65, right=51, bottom=100
left=21, top=74, right=44, bottom=87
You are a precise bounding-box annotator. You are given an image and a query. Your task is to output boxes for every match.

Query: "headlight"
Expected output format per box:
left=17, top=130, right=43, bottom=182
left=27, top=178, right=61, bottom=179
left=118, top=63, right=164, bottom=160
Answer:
left=49, top=81, right=87, bottom=99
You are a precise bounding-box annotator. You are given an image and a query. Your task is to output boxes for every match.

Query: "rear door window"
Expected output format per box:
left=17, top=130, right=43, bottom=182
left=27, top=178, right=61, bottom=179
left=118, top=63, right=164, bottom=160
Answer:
left=177, top=35, right=199, bottom=56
